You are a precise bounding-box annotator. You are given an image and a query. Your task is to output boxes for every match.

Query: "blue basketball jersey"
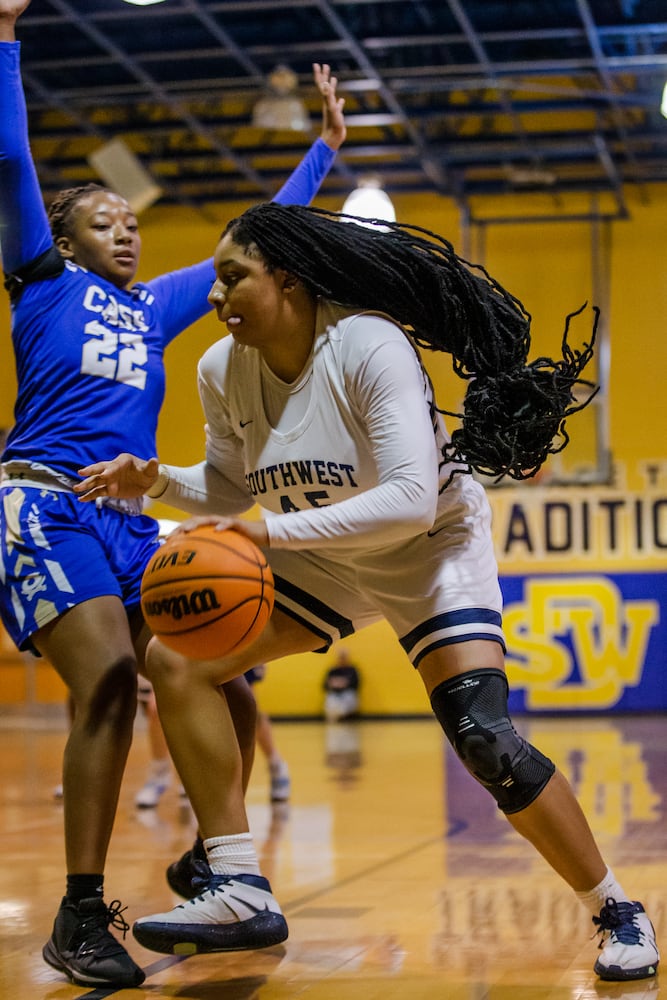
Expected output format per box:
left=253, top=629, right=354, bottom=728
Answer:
left=0, top=41, right=335, bottom=477
left=0, top=41, right=336, bottom=648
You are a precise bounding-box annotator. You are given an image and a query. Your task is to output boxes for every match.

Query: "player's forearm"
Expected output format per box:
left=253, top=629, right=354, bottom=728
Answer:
left=158, top=460, right=254, bottom=518
left=0, top=18, right=17, bottom=42
left=0, top=43, right=53, bottom=271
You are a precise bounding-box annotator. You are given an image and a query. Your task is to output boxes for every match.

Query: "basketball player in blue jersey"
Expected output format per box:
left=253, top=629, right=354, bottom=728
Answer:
left=0, top=0, right=346, bottom=987
left=81, top=201, right=659, bottom=984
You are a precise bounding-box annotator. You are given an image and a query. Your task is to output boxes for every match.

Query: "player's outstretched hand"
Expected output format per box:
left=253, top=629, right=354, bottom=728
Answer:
left=314, top=62, right=346, bottom=151
left=75, top=453, right=160, bottom=501
left=0, top=0, right=31, bottom=39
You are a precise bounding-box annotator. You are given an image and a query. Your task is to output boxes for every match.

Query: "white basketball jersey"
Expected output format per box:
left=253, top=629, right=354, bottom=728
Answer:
left=196, top=299, right=478, bottom=555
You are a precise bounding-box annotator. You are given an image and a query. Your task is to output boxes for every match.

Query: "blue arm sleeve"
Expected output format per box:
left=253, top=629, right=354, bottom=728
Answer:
left=272, top=138, right=336, bottom=206
left=147, top=258, right=215, bottom=345
left=0, top=43, right=53, bottom=274
left=146, top=138, right=337, bottom=344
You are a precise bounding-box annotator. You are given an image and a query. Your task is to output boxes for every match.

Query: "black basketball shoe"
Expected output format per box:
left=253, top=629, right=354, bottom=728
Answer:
left=43, top=895, right=145, bottom=988
left=166, top=836, right=211, bottom=898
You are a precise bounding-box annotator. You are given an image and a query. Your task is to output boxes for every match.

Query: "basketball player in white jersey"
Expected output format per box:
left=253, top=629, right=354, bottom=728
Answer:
left=77, top=202, right=659, bottom=983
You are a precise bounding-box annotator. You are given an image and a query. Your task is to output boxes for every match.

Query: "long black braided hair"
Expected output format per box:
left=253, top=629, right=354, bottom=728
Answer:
left=221, top=203, right=598, bottom=483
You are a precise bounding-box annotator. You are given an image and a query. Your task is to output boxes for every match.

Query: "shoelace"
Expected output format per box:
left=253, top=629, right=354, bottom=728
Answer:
left=592, top=898, right=642, bottom=948
left=105, top=900, right=131, bottom=940
left=190, top=859, right=223, bottom=899
left=74, top=900, right=131, bottom=957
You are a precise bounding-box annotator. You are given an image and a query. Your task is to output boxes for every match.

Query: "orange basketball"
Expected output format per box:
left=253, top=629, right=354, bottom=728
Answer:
left=140, top=525, right=274, bottom=660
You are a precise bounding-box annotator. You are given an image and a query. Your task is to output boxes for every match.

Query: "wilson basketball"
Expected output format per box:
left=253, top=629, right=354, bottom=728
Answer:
left=140, top=525, right=274, bottom=660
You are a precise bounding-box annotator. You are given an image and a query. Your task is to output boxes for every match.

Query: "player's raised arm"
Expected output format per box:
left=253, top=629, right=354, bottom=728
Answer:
left=314, top=62, right=346, bottom=150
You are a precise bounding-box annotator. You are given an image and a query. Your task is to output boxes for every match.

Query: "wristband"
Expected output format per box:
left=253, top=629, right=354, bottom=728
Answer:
left=146, top=464, right=170, bottom=498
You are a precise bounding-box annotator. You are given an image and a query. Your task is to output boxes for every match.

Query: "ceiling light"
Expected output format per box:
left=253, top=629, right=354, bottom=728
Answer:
left=252, top=65, right=310, bottom=132
left=661, top=81, right=667, bottom=119
left=121, top=0, right=168, bottom=6
left=341, top=176, right=396, bottom=225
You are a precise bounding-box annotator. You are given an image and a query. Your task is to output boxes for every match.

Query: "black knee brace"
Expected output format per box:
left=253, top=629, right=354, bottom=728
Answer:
left=430, top=668, right=555, bottom=814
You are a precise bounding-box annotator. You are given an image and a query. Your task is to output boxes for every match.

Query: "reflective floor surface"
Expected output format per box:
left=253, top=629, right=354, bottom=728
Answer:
left=0, top=711, right=664, bottom=1000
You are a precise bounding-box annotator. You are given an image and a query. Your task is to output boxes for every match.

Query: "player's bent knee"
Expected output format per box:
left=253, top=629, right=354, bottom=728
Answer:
left=145, top=634, right=248, bottom=691
left=144, top=636, right=194, bottom=687
left=430, top=668, right=555, bottom=814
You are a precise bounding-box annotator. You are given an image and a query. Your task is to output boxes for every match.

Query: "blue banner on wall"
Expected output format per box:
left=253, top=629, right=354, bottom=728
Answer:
left=500, top=571, right=667, bottom=713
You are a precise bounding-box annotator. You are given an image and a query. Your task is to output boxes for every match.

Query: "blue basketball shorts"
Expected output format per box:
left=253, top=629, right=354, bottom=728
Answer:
left=0, top=485, right=160, bottom=651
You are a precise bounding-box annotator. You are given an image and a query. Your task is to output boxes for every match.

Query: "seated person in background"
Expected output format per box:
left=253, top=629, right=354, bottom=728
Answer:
left=323, top=647, right=360, bottom=722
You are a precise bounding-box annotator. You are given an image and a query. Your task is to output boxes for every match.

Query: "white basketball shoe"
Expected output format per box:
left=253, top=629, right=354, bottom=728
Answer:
left=133, top=870, right=288, bottom=955
left=593, top=898, right=659, bottom=981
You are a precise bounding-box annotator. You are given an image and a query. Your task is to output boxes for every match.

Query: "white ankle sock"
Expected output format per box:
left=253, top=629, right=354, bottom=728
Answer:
left=576, top=867, right=630, bottom=916
left=204, top=833, right=260, bottom=876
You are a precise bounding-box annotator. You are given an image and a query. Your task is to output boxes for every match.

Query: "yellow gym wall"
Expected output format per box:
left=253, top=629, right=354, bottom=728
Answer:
left=1, top=185, right=666, bottom=714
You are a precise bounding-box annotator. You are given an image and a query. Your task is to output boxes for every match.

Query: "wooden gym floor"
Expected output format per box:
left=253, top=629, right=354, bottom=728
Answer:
left=0, top=710, right=664, bottom=1000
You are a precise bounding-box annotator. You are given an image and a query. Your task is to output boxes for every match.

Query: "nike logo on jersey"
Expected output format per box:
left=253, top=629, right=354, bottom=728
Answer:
left=240, top=419, right=253, bottom=428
